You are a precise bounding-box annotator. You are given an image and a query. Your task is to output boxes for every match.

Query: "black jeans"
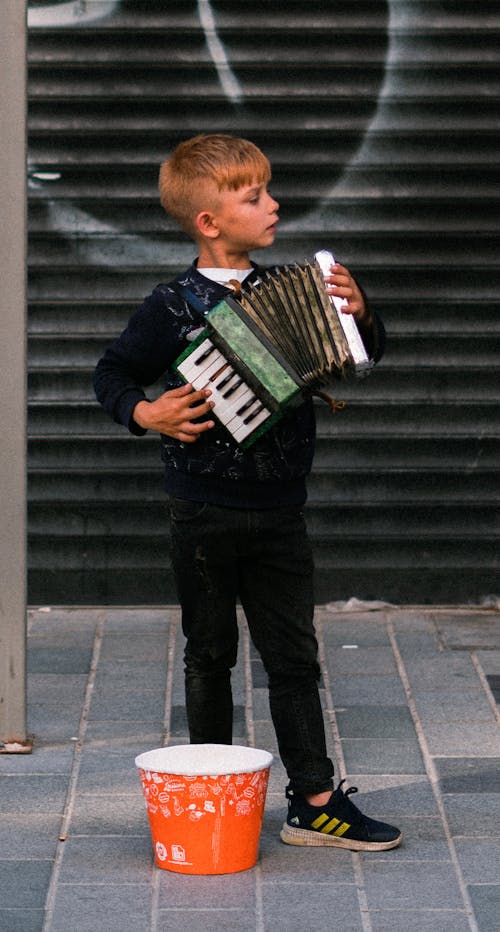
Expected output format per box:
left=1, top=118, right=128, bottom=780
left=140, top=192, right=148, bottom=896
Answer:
left=168, top=497, right=334, bottom=796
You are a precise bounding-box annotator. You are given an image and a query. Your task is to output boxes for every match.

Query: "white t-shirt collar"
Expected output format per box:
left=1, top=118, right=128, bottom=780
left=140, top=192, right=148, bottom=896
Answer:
left=197, top=267, right=253, bottom=286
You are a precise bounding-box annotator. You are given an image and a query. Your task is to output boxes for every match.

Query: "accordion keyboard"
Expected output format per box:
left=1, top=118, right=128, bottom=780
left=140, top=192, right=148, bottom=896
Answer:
left=176, top=336, right=272, bottom=444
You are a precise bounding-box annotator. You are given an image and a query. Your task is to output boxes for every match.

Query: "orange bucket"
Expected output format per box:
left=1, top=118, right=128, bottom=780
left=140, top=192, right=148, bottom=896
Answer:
left=135, top=744, right=273, bottom=875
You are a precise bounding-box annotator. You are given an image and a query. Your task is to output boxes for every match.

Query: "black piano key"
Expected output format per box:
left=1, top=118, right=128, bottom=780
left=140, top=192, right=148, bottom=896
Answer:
left=217, top=369, right=236, bottom=391
left=236, top=396, right=258, bottom=417
left=243, top=402, right=265, bottom=425
left=194, top=344, right=218, bottom=366
left=222, top=376, right=243, bottom=399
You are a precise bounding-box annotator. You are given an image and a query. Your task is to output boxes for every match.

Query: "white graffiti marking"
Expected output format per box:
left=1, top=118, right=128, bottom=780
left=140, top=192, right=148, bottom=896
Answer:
left=197, top=0, right=243, bottom=103
left=28, top=0, right=120, bottom=28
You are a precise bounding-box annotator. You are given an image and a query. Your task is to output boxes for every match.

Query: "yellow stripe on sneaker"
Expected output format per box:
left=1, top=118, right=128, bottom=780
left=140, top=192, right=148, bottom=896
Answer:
left=321, top=817, right=342, bottom=833
left=311, top=813, right=330, bottom=830
left=311, top=812, right=352, bottom=836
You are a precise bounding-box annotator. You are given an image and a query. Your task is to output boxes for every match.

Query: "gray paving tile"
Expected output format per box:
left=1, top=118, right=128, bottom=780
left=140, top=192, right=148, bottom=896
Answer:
left=320, top=618, right=391, bottom=646
left=94, top=660, right=168, bottom=690
left=99, top=633, right=168, bottom=663
left=28, top=609, right=99, bottom=636
left=412, top=689, right=495, bottom=724
left=359, top=816, right=451, bottom=862
left=468, top=884, right=500, bottom=932
left=157, top=867, right=256, bottom=908
left=0, top=744, right=74, bottom=774
left=57, top=836, right=153, bottom=883
left=76, top=744, right=146, bottom=794
left=88, top=685, right=167, bottom=722
left=0, top=910, right=45, bottom=932
left=103, top=608, right=171, bottom=631
left=28, top=673, right=88, bottom=703
left=325, top=646, right=397, bottom=676
left=486, top=674, right=500, bottom=703
left=27, top=713, right=82, bottom=742
left=265, top=758, right=289, bottom=795
left=336, top=706, right=416, bottom=739
left=252, top=721, right=279, bottom=756
left=437, top=614, right=500, bottom=650
left=391, top=628, right=442, bottom=657
left=27, top=645, right=93, bottom=674
left=341, top=738, right=425, bottom=774
left=261, top=882, right=363, bottom=932
left=424, top=724, right=500, bottom=756
left=403, top=654, right=478, bottom=691
left=362, top=860, right=464, bottom=910
left=0, top=774, right=69, bottom=814
left=329, top=674, right=407, bottom=705
left=70, top=793, right=148, bottom=836
left=455, top=839, right=500, bottom=884
left=251, top=687, right=270, bottom=720
left=369, top=909, right=471, bottom=931
left=84, top=722, right=164, bottom=743
left=251, top=656, right=268, bottom=687
left=27, top=674, right=87, bottom=739
left=435, top=757, right=500, bottom=794
left=156, top=908, right=256, bottom=932
left=443, top=793, right=500, bottom=837
left=476, top=650, right=500, bottom=675
left=167, top=704, right=189, bottom=738
left=50, top=884, right=152, bottom=932
left=0, top=814, right=61, bottom=857
left=0, top=860, right=53, bottom=908
left=339, top=779, right=440, bottom=819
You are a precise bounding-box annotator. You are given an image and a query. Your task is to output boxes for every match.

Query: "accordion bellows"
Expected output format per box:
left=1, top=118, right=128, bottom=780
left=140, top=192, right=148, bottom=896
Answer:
left=236, top=259, right=371, bottom=386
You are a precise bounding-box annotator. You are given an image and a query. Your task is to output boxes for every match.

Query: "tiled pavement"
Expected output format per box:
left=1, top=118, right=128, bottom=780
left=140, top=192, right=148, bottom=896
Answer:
left=1, top=604, right=499, bottom=932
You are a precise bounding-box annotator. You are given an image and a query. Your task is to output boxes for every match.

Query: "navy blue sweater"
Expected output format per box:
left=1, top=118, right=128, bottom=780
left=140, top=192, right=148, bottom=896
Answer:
left=93, top=262, right=384, bottom=508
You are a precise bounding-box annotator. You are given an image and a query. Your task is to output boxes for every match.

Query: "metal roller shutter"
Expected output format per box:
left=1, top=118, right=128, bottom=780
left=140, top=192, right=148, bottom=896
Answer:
left=27, top=0, right=499, bottom=604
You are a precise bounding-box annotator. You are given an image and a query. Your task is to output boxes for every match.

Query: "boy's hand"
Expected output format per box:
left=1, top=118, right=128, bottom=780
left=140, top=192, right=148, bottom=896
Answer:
left=133, top=384, right=215, bottom=442
left=324, top=262, right=371, bottom=325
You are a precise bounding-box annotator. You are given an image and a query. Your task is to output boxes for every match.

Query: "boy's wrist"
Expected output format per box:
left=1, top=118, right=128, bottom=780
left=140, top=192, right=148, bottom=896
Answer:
left=354, top=305, right=372, bottom=328
left=133, top=400, right=151, bottom=429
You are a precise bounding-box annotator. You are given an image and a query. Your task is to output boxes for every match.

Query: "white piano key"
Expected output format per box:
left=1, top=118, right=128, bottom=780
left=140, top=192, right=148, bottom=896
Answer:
left=224, top=393, right=271, bottom=440
left=178, top=340, right=272, bottom=442
left=211, top=379, right=271, bottom=440
left=190, top=355, right=229, bottom=388
left=178, top=339, right=223, bottom=383
left=232, top=406, right=271, bottom=442
left=216, top=383, right=254, bottom=421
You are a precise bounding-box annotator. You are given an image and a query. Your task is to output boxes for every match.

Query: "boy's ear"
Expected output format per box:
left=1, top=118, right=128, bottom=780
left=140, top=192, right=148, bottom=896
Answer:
left=195, top=210, right=220, bottom=240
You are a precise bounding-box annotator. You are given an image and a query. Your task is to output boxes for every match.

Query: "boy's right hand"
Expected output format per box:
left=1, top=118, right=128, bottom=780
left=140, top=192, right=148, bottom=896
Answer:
left=133, top=384, right=215, bottom=442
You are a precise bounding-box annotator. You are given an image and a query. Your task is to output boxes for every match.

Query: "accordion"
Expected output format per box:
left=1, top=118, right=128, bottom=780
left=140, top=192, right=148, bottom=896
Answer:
left=174, top=251, right=373, bottom=447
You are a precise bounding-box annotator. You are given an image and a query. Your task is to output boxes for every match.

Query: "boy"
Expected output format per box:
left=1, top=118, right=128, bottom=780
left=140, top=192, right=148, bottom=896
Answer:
left=94, top=134, right=401, bottom=851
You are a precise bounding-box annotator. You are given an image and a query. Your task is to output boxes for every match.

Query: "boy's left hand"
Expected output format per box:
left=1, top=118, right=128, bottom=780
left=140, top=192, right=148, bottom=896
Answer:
left=323, top=262, right=370, bottom=325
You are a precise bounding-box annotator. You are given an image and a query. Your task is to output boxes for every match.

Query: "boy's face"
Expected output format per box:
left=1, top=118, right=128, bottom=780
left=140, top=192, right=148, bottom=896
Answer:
left=206, top=180, right=279, bottom=255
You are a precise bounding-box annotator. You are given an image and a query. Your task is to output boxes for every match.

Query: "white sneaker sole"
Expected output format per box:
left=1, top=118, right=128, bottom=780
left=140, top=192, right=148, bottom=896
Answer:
left=280, top=823, right=402, bottom=851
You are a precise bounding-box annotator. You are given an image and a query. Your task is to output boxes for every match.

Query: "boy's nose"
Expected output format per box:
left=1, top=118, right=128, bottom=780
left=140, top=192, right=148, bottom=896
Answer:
left=269, top=194, right=279, bottom=212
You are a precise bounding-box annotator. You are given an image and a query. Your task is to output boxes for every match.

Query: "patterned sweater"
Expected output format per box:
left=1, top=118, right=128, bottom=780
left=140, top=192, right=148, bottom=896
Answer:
left=93, top=261, right=384, bottom=508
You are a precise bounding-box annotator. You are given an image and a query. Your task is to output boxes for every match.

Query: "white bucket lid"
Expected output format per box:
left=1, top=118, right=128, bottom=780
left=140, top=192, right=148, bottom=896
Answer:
left=135, top=743, right=273, bottom=777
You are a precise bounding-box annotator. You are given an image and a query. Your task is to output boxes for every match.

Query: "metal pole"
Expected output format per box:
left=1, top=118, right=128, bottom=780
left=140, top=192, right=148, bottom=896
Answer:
left=0, top=0, right=30, bottom=752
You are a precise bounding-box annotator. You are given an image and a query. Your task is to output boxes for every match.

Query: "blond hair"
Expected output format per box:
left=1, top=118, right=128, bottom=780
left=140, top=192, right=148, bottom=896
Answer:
left=158, top=134, right=271, bottom=237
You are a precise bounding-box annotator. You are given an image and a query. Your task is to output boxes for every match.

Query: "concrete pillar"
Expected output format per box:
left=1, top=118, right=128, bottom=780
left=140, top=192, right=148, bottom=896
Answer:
left=0, top=0, right=30, bottom=751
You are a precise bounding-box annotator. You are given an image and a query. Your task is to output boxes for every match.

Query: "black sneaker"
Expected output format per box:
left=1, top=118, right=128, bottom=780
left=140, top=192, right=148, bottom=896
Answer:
left=280, top=780, right=402, bottom=851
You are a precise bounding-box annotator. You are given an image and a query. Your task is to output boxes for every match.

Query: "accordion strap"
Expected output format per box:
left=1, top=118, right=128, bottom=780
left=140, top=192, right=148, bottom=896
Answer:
left=175, top=280, right=243, bottom=318
left=311, top=391, right=346, bottom=413
left=174, top=284, right=209, bottom=316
